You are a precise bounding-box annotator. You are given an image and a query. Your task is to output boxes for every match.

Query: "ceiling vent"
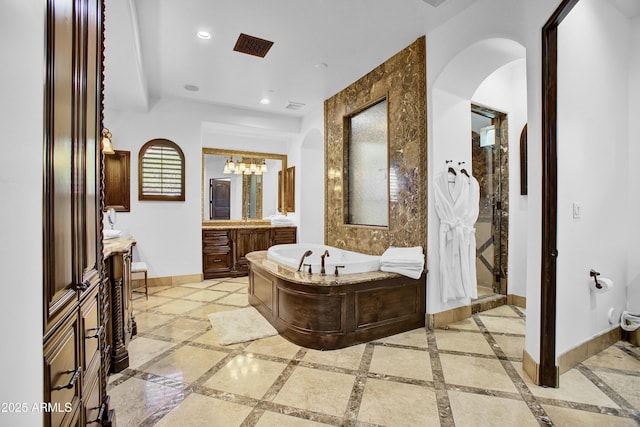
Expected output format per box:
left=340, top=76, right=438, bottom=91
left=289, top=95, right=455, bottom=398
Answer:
left=285, top=101, right=306, bottom=111
left=421, top=0, right=448, bottom=7
left=233, top=33, right=274, bottom=58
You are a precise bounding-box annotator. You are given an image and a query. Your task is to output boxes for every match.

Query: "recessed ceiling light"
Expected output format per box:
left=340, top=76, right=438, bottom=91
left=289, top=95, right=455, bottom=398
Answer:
left=260, top=98, right=270, bottom=105
left=184, top=84, right=199, bottom=92
left=197, top=31, right=212, bottom=40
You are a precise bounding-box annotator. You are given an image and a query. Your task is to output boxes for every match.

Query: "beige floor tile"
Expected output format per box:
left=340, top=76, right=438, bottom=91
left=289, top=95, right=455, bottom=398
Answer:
left=302, top=343, right=365, bottom=371
left=144, top=345, right=228, bottom=384
left=373, top=327, right=428, bottom=348
left=155, top=393, right=253, bottom=427
left=255, top=411, right=330, bottom=427
left=543, top=405, right=638, bottom=427
left=478, top=315, right=526, bottom=335
left=582, top=345, right=640, bottom=372
left=225, top=277, right=250, bottom=284
left=147, top=285, right=172, bottom=295
left=216, top=293, right=250, bottom=307
left=203, top=354, right=288, bottom=399
left=244, top=335, right=301, bottom=360
left=273, top=366, right=355, bottom=417
left=109, top=377, right=183, bottom=427
left=186, top=302, right=236, bottom=320
left=127, top=337, right=176, bottom=369
left=435, top=329, right=495, bottom=355
left=481, top=305, right=521, bottom=318
left=446, top=317, right=481, bottom=332
left=492, top=334, right=525, bottom=359
left=153, top=299, right=205, bottom=315
left=449, top=390, right=539, bottom=427
left=210, top=281, right=247, bottom=292
left=193, top=329, right=243, bottom=349
left=358, top=378, right=439, bottom=426
left=440, top=353, right=517, bottom=393
left=179, top=280, right=218, bottom=289
left=132, top=295, right=172, bottom=310
left=181, top=289, right=228, bottom=302
left=513, top=362, right=619, bottom=408
left=133, top=311, right=174, bottom=332
left=153, top=286, right=201, bottom=298
left=152, top=318, right=210, bottom=341
left=595, top=370, right=640, bottom=409
left=369, top=346, right=432, bottom=381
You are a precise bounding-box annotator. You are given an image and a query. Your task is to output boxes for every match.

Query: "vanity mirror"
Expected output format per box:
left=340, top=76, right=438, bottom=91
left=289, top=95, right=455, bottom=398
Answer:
left=202, top=148, right=287, bottom=223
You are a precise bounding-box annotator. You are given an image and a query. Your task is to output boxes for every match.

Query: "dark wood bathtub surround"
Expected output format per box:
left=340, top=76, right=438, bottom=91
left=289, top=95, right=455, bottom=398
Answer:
left=247, top=252, right=426, bottom=350
left=324, top=37, right=427, bottom=256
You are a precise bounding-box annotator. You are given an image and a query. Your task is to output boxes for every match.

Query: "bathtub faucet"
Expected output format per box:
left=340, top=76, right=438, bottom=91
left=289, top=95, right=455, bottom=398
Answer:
left=297, top=250, right=313, bottom=272
left=320, top=250, right=330, bottom=275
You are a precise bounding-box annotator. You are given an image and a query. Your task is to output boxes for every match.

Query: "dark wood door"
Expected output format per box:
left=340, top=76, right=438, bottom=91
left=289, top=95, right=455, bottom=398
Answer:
left=210, top=179, right=231, bottom=220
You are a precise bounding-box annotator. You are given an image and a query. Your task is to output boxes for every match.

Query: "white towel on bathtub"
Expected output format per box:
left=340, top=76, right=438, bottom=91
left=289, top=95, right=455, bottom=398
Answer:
left=380, top=246, right=424, bottom=279
left=381, top=265, right=423, bottom=279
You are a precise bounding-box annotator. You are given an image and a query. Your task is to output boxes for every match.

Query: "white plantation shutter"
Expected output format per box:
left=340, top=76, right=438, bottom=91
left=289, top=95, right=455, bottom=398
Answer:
left=138, top=139, right=185, bottom=201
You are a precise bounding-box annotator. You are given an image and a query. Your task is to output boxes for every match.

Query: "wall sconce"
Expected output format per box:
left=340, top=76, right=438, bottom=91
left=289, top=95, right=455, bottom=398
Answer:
left=101, top=128, right=115, bottom=154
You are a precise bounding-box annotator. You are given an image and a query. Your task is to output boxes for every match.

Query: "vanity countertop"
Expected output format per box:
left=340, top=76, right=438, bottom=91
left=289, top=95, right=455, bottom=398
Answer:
left=202, top=223, right=295, bottom=230
left=246, top=251, right=406, bottom=286
left=103, top=236, right=136, bottom=259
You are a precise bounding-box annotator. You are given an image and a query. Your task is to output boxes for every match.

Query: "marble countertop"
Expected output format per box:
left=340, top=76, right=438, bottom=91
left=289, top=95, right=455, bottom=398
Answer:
left=103, top=236, right=136, bottom=258
left=202, top=224, right=295, bottom=230
left=246, top=251, right=404, bottom=286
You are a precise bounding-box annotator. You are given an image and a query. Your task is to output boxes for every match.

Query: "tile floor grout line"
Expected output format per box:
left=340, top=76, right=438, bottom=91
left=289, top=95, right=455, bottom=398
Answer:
left=575, top=363, right=640, bottom=422
left=472, top=313, right=555, bottom=427
left=342, top=342, right=376, bottom=425
left=426, top=328, right=455, bottom=427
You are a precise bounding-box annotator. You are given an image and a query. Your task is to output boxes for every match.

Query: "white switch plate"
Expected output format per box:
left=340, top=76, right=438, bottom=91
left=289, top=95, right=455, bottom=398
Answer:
left=573, top=202, right=581, bottom=219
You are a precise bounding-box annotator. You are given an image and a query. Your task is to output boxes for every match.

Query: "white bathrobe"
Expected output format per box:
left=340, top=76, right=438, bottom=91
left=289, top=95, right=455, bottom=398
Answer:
left=462, top=174, right=480, bottom=300
left=434, top=169, right=470, bottom=302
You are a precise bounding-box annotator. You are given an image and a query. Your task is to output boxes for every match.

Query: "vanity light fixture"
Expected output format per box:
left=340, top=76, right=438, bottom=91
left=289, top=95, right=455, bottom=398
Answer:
left=260, top=159, right=268, bottom=173
left=101, top=127, right=115, bottom=154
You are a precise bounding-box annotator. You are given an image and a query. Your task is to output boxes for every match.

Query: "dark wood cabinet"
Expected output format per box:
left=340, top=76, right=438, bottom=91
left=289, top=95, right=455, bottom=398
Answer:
left=203, top=226, right=296, bottom=278
left=105, top=240, right=137, bottom=373
left=42, top=0, right=113, bottom=424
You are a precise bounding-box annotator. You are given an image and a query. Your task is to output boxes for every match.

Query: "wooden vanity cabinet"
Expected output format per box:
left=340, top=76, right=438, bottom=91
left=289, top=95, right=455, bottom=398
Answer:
left=105, top=242, right=137, bottom=373
left=203, top=226, right=296, bottom=278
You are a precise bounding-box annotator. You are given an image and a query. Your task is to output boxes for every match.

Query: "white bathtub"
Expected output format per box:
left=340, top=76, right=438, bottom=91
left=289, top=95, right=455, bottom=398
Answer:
left=267, top=243, right=380, bottom=275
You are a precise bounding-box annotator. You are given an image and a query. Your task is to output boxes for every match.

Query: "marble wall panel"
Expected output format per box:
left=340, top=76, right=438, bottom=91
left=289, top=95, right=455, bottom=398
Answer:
left=324, top=37, right=427, bottom=255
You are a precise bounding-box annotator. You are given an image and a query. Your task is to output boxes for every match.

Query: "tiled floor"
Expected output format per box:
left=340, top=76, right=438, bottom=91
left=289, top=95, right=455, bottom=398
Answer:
left=108, top=277, right=640, bottom=426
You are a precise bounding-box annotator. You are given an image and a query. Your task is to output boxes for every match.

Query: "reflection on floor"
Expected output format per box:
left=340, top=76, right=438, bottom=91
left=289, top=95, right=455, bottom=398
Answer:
left=108, top=277, right=640, bottom=426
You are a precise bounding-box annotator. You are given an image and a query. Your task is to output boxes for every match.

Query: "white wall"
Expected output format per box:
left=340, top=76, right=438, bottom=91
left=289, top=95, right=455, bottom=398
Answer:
left=105, top=96, right=300, bottom=278
left=556, top=0, right=631, bottom=355
left=0, top=1, right=44, bottom=425
left=626, top=16, right=640, bottom=313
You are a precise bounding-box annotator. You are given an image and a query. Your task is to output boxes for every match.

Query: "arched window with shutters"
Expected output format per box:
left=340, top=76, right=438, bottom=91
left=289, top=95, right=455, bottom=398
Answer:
left=138, top=139, right=185, bottom=201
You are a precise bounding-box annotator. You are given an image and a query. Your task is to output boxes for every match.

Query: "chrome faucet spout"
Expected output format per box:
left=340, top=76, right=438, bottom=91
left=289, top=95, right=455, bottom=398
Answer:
left=297, top=250, right=313, bottom=272
left=320, top=250, right=330, bottom=275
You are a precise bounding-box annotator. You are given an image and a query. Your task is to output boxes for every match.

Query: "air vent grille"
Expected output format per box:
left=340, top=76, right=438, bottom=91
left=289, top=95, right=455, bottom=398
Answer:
left=285, top=101, right=306, bottom=111
left=233, top=33, right=274, bottom=58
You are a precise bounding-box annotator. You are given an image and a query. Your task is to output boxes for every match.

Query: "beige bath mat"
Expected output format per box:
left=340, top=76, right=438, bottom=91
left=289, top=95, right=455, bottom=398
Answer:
left=208, top=307, right=278, bottom=345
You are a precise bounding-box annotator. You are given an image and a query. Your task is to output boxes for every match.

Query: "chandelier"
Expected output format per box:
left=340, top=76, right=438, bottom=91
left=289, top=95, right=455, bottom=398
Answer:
left=223, top=157, right=268, bottom=175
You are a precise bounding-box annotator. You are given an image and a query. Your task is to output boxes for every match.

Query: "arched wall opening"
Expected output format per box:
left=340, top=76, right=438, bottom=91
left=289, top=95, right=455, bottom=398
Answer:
left=428, top=37, right=527, bottom=317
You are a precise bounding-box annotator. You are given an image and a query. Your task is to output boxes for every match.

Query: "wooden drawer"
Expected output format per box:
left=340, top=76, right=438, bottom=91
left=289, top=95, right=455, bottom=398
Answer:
left=203, top=252, right=233, bottom=273
left=203, top=229, right=233, bottom=246
left=43, top=313, right=81, bottom=427
left=80, top=286, right=101, bottom=381
left=272, top=227, right=297, bottom=245
left=83, top=373, right=101, bottom=426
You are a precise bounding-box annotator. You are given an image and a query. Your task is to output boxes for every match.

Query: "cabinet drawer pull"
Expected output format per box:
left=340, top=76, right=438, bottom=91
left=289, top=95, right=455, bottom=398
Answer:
left=86, top=325, right=104, bottom=340
left=213, top=258, right=222, bottom=263
left=76, top=279, right=90, bottom=291
left=86, top=403, right=106, bottom=424
left=52, top=367, right=81, bottom=391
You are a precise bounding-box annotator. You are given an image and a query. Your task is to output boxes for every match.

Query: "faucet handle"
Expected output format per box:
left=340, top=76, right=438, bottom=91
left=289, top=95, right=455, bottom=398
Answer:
left=303, top=263, right=313, bottom=274
left=334, top=265, right=345, bottom=276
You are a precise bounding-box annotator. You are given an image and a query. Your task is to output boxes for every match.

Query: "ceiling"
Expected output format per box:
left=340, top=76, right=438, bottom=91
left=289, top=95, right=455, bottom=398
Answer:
left=103, top=0, right=478, bottom=117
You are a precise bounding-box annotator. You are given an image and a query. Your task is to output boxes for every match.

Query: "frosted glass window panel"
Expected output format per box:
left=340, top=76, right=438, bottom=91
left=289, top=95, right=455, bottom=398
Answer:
left=346, top=99, right=389, bottom=227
